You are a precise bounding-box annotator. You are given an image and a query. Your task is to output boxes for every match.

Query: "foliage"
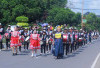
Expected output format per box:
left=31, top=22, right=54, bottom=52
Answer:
left=0, top=0, right=67, bottom=25
left=17, top=23, right=29, bottom=27
left=16, top=16, right=29, bottom=22
left=46, top=8, right=81, bottom=26
left=84, top=13, right=100, bottom=31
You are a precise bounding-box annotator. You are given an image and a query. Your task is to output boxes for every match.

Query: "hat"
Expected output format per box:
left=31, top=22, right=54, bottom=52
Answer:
left=43, top=27, right=46, bottom=30
left=8, top=25, right=11, bottom=27
left=48, top=26, right=50, bottom=28
left=64, top=27, right=68, bottom=30
left=80, top=29, right=82, bottom=31
left=57, top=26, right=61, bottom=29
left=43, top=30, right=46, bottom=33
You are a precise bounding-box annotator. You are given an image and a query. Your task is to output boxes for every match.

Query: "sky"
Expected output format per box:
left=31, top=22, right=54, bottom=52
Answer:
left=67, top=0, right=100, bottom=15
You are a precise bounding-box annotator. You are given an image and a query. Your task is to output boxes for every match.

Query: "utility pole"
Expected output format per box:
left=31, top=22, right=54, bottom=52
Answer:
left=81, top=0, right=84, bottom=30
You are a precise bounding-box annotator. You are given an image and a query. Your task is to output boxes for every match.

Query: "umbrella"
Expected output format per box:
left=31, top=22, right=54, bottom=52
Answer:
left=41, top=23, right=49, bottom=27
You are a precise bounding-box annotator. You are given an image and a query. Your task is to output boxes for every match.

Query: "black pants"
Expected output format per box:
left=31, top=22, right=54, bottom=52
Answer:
left=66, top=43, right=70, bottom=55
left=0, top=41, right=3, bottom=49
left=6, top=39, right=10, bottom=49
left=46, top=43, right=51, bottom=51
left=89, top=37, right=91, bottom=43
left=24, top=41, right=29, bottom=50
left=19, top=46, right=21, bottom=52
left=63, top=43, right=70, bottom=55
left=71, top=43, right=74, bottom=53
left=85, top=39, right=87, bottom=44
left=41, top=43, right=46, bottom=53
left=75, top=41, right=79, bottom=50
left=63, top=43, right=66, bottom=55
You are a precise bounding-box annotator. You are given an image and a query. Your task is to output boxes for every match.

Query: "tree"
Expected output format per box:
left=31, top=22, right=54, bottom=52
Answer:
left=46, top=8, right=77, bottom=26
left=84, top=13, right=100, bottom=31
left=0, top=0, right=67, bottom=25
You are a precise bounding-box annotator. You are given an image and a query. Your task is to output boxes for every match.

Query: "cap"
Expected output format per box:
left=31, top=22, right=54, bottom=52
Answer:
left=64, top=27, right=68, bottom=30
left=0, top=23, right=1, bottom=25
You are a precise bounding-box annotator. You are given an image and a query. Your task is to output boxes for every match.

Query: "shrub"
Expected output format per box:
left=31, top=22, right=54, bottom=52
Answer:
left=16, top=16, right=29, bottom=22
left=17, top=22, right=29, bottom=27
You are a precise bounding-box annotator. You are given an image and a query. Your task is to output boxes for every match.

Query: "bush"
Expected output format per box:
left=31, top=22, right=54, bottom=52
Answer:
left=16, top=16, right=29, bottom=22
left=17, top=22, right=29, bottom=27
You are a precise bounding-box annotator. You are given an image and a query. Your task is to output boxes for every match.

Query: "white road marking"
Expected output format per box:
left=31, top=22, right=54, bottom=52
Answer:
left=91, top=53, right=100, bottom=68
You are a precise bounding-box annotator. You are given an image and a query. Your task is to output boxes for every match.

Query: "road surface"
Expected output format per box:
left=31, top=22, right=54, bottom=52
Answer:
left=0, top=39, right=100, bottom=68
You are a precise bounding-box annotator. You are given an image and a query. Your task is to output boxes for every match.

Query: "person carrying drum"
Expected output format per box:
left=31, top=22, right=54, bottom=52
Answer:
left=63, top=27, right=70, bottom=55
left=23, top=28, right=30, bottom=50
left=40, top=30, right=48, bottom=55
left=5, top=25, right=11, bottom=50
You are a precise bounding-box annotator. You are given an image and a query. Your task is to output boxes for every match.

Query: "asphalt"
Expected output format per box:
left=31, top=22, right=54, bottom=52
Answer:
left=0, top=38, right=100, bottom=68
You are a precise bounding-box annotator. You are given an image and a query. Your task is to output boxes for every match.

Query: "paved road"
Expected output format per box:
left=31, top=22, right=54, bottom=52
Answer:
left=0, top=39, right=100, bottom=68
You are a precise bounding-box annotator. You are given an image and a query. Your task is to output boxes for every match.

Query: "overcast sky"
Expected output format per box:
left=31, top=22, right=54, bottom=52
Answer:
left=67, top=0, right=100, bottom=15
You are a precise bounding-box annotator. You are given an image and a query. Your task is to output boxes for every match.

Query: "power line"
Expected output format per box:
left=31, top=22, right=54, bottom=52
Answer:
left=70, top=8, right=100, bottom=10
left=69, top=0, right=100, bottom=3
left=68, top=0, right=100, bottom=4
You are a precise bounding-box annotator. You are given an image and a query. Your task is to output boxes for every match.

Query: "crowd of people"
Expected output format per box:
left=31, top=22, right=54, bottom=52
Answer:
left=0, top=23, right=99, bottom=59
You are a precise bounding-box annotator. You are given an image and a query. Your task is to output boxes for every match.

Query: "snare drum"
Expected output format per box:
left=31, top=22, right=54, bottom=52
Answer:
left=78, top=38, right=83, bottom=42
left=40, top=41, right=43, bottom=45
left=63, top=34, right=68, bottom=43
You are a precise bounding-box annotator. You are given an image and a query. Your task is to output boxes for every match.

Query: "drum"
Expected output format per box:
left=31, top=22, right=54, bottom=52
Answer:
left=25, top=36, right=29, bottom=41
left=5, top=33, right=9, bottom=39
left=75, top=35, right=78, bottom=40
left=48, top=38, right=53, bottom=44
left=21, top=36, right=24, bottom=42
left=63, top=34, right=68, bottom=43
left=78, top=38, right=83, bottom=42
left=40, top=41, right=43, bottom=45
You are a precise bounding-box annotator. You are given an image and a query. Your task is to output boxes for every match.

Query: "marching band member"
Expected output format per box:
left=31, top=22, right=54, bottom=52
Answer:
left=30, top=30, right=40, bottom=57
left=18, top=26, right=24, bottom=52
left=0, top=23, right=4, bottom=51
left=63, top=27, right=70, bottom=55
left=23, top=28, right=29, bottom=50
left=46, top=28, right=53, bottom=53
left=5, top=25, right=11, bottom=49
left=53, top=26, right=64, bottom=59
left=78, top=29, right=84, bottom=47
left=89, top=31, right=92, bottom=43
left=70, top=28, right=75, bottom=53
left=84, top=32, right=88, bottom=45
left=10, top=26, right=21, bottom=56
left=48, top=34, right=53, bottom=53
left=40, top=30, right=47, bottom=55
left=74, top=30, right=78, bottom=50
